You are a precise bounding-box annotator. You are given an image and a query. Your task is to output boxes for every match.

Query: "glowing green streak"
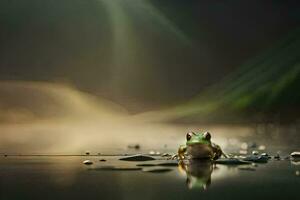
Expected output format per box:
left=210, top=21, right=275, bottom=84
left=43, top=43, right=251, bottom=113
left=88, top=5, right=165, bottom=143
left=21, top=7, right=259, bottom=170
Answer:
left=131, top=0, right=191, bottom=45
left=99, top=0, right=191, bottom=92
left=100, top=0, right=139, bottom=91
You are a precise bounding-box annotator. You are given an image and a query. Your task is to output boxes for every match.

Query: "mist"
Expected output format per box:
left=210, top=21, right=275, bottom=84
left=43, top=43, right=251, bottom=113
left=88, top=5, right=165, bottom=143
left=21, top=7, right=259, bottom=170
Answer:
left=1, top=0, right=299, bottom=111
left=0, top=0, right=299, bottom=154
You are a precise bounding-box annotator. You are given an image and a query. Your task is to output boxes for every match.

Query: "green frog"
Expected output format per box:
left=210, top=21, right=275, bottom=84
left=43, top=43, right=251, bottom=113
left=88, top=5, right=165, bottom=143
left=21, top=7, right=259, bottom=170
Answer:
left=175, top=131, right=226, bottom=160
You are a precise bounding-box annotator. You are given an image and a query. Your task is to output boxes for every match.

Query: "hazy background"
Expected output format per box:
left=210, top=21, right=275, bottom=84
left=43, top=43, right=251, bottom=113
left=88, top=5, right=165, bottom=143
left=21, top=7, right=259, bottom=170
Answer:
left=1, top=0, right=299, bottom=112
left=0, top=0, right=299, bottom=153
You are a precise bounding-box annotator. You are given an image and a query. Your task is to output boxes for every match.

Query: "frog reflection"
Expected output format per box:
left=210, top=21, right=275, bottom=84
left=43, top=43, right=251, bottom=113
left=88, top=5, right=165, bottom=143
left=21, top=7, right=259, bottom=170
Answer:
left=179, top=160, right=214, bottom=190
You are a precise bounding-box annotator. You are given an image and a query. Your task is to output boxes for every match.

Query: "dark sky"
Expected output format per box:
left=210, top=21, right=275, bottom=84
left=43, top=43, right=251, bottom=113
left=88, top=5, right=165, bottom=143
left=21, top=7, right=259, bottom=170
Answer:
left=0, top=0, right=299, bottom=111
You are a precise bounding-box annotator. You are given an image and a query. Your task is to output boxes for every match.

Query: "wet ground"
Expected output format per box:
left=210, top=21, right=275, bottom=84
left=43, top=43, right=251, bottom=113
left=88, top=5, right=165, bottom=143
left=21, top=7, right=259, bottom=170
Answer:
left=0, top=123, right=299, bottom=200
left=0, top=153, right=299, bottom=200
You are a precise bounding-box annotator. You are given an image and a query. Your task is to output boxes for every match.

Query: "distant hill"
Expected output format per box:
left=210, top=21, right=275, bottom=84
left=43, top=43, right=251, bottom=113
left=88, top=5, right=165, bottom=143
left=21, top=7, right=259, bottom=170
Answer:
left=151, top=29, right=300, bottom=123
left=0, top=81, right=127, bottom=123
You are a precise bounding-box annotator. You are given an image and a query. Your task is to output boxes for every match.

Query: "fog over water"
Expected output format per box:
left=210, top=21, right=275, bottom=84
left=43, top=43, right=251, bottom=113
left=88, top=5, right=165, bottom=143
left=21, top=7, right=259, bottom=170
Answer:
left=0, top=81, right=248, bottom=154
left=0, top=81, right=298, bottom=155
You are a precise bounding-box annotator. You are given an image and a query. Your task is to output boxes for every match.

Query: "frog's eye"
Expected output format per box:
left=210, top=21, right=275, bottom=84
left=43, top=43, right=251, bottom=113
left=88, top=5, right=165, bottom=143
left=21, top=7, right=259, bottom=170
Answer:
left=186, top=132, right=193, bottom=141
left=203, top=132, right=211, bottom=140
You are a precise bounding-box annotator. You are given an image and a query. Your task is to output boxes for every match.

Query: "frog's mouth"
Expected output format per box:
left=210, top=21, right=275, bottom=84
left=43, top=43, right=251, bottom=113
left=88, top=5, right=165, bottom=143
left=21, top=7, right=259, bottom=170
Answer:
left=186, top=143, right=214, bottom=159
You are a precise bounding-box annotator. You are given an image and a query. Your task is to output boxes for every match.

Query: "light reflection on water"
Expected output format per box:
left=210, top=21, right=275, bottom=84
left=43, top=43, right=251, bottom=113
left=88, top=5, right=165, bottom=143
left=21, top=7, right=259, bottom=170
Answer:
left=0, top=155, right=299, bottom=200
left=0, top=118, right=299, bottom=199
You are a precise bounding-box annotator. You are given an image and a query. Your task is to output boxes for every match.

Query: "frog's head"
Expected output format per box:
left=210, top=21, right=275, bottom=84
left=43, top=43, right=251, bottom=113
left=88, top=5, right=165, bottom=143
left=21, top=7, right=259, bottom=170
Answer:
left=186, top=131, right=212, bottom=146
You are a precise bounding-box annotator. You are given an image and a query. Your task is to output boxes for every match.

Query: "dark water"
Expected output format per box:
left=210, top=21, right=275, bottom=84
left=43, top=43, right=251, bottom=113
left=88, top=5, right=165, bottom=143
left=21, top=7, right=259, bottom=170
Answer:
left=0, top=123, right=299, bottom=200
left=0, top=155, right=299, bottom=200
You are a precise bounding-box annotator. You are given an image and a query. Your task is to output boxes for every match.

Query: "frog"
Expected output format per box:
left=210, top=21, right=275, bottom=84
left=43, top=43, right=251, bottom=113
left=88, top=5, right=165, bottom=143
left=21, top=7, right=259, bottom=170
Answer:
left=174, top=131, right=227, bottom=160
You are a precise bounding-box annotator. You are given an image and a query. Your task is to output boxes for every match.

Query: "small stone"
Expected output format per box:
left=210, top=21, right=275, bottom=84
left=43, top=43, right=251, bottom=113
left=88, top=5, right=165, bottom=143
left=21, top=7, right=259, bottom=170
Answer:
left=85, top=151, right=90, bottom=155
left=252, top=151, right=259, bottom=155
left=119, top=155, right=156, bottom=161
left=258, top=145, right=266, bottom=151
left=83, top=160, right=93, bottom=165
left=243, top=155, right=268, bottom=163
left=99, top=159, right=106, bottom=162
left=4, top=154, right=7, bottom=157
left=149, top=151, right=156, bottom=155
left=290, top=152, right=300, bottom=158
left=296, top=170, right=300, bottom=176
left=162, top=153, right=171, bottom=157
left=261, top=153, right=268, bottom=157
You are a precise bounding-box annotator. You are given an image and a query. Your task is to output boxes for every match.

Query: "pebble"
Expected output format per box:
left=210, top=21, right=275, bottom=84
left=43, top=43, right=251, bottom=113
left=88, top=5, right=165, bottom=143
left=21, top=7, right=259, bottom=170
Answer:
left=99, top=159, right=107, bottom=162
left=252, top=150, right=259, bottom=155
left=296, top=170, right=300, bottom=176
left=85, top=151, right=90, bottom=155
left=243, top=155, right=268, bottom=163
left=290, top=152, right=300, bottom=158
left=119, top=155, right=156, bottom=161
left=261, top=153, right=272, bottom=159
left=258, top=145, right=266, bottom=151
left=162, top=153, right=172, bottom=157
left=83, top=160, right=93, bottom=165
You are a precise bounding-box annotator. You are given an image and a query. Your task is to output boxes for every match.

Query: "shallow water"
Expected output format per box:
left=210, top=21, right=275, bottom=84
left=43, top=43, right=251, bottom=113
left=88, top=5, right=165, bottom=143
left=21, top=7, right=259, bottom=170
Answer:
left=0, top=122, right=299, bottom=199
left=0, top=154, right=299, bottom=200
